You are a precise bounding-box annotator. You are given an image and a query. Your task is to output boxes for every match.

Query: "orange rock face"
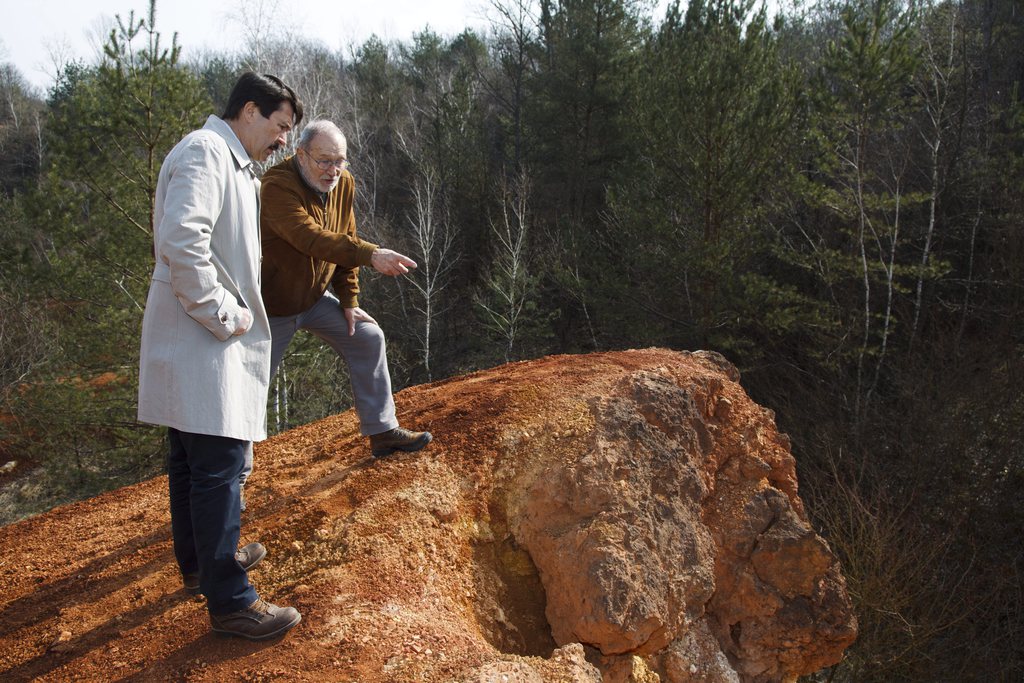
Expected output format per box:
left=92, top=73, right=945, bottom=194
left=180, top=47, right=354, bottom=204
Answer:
left=506, top=353, right=857, bottom=682
left=0, top=349, right=855, bottom=682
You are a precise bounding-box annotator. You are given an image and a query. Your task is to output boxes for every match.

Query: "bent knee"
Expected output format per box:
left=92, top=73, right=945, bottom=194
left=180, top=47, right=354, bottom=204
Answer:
left=355, top=321, right=386, bottom=346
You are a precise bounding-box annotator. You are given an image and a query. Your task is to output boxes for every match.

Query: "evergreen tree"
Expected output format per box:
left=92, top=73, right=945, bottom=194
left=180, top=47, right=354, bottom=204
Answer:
left=523, top=0, right=646, bottom=351
left=530, top=0, right=642, bottom=225
left=607, top=0, right=801, bottom=355
left=795, top=0, right=920, bottom=423
left=486, top=0, right=543, bottom=173
left=15, top=0, right=209, bottom=506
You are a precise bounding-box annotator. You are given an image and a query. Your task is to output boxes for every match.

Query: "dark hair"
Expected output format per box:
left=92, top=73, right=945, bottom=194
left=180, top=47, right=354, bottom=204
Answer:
left=221, top=72, right=303, bottom=126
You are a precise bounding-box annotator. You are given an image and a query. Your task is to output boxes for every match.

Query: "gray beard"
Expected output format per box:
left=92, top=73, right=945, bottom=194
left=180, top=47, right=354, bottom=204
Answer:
left=296, top=162, right=337, bottom=195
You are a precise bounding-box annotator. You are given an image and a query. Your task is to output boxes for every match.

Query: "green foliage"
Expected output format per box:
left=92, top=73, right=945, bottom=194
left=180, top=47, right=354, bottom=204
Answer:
left=1, top=0, right=1023, bottom=677
left=530, top=0, right=642, bottom=222
left=48, top=9, right=210, bottom=237
left=2, top=1, right=209, bottom=516
left=778, top=0, right=928, bottom=425
left=400, top=27, right=491, bottom=247
left=352, top=36, right=406, bottom=140
left=194, top=53, right=242, bottom=116
left=486, top=0, right=543, bottom=171
left=605, top=0, right=801, bottom=354
left=0, top=197, right=58, bottom=474
left=823, top=0, right=918, bottom=119
left=42, top=7, right=210, bottom=362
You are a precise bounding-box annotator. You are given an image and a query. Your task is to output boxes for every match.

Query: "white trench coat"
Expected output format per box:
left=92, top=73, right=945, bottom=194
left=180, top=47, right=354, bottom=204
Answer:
left=137, top=115, right=270, bottom=442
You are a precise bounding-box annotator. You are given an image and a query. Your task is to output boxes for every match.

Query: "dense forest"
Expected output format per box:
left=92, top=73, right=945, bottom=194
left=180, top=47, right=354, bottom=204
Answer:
left=0, top=0, right=1021, bottom=679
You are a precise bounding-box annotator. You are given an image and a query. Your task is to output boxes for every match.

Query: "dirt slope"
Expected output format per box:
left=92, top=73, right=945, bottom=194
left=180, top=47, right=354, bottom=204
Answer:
left=0, top=349, right=855, bottom=682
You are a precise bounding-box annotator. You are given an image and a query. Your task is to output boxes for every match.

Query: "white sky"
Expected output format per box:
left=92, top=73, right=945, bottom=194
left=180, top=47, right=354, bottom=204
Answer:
left=1, top=0, right=495, bottom=93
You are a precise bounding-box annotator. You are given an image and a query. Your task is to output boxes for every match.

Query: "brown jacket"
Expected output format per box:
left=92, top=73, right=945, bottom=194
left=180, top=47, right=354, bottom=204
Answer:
left=260, top=157, right=378, bottom=316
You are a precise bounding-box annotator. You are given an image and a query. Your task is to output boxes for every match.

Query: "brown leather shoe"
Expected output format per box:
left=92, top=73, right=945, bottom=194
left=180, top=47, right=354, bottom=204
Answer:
left=209, top=598, right=301, bottom=640
left=183, top=542, right=267, bottom=595
left=370, top=427, right=433, bottom=458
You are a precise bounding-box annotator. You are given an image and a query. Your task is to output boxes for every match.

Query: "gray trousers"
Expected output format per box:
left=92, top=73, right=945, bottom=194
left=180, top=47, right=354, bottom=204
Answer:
left=241, top=291, right=398, bottom=485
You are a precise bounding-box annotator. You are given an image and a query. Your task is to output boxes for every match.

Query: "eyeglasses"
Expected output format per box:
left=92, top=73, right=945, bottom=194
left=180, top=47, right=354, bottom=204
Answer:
left=311, top=156, right=348, bottom=171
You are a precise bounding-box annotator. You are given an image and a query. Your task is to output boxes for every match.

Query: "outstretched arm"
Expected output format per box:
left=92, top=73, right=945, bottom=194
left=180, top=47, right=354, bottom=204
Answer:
left=370, top=248, right=418, bottom=276
left=261, top=175, right=377, bottom=268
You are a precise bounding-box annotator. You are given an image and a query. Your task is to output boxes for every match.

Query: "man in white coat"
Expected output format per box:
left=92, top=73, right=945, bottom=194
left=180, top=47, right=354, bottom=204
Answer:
left=138, top=72, right=303, bottom=641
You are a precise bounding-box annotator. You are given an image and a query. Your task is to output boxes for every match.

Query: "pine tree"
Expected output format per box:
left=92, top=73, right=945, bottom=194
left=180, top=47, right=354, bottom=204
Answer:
left=797, top=0, right=920, bottom=423
left=530, top=0, right=642, bottom=225
left=607, top=0, right=801, bottom=354
left=16, top=0, right=209, bottom=507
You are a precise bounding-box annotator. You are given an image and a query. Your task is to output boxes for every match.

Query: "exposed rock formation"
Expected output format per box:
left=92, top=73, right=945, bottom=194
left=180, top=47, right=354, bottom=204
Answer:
left=0, top=349, right=855, bottom=682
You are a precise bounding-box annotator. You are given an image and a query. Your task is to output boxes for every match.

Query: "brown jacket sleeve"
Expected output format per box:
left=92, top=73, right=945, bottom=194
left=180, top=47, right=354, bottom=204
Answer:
left=261, top=175, right=378, bottom=270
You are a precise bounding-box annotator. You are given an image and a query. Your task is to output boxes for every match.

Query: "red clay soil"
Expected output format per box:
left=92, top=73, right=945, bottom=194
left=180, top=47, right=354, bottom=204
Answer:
left=0, top=348, right=852, bottom=682
left=0, top=350, right=685, bottom=682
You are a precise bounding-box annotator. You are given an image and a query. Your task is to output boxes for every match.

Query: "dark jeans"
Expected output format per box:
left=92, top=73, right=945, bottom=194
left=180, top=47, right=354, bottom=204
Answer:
left=167, top=428, right=258, bottom=615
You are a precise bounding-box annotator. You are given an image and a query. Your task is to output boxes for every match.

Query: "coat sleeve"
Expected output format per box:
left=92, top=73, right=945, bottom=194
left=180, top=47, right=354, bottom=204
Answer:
left=261, top=173, right=378, bottom=270
left=156, top=135, right=247, bottom=342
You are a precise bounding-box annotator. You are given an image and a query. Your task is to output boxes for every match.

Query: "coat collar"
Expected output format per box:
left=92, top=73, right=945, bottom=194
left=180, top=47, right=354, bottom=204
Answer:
left=202, top=115, right=254, bottom=173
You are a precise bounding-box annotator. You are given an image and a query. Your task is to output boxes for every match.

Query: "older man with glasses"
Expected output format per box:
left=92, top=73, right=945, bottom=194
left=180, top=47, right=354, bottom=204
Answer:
left=240, top=120, right=431, bottom=498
